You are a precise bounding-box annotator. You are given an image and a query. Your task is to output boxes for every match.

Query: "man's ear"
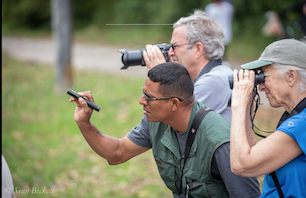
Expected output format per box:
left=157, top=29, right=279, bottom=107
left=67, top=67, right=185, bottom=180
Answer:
left=170, top=98, right=181, bottom=111
left=194, top=42, right=204, bottom=59
left=287, top=69, right=298, bottom=87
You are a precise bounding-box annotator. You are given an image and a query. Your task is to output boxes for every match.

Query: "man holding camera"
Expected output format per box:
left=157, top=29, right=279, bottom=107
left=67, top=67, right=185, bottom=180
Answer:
left=143, top=9, right=232, bottom=123
left=70, top=62, right=260, bottom=197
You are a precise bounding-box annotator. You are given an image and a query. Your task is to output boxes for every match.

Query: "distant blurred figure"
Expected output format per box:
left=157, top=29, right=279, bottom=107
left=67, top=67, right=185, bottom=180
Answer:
left=205, top=0, right=234, bottom=60
left=2, top=155, right=15, bottom=198
left=262, top=11, right=286, bottom=38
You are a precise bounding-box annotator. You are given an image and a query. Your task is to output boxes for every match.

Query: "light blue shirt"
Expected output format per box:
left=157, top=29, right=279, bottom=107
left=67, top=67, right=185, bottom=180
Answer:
left=194, top=65, right=232, bottom=123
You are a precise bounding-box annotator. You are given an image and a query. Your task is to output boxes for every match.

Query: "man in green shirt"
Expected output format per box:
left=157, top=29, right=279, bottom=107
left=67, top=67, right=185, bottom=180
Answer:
left=69, top=62, right=260, bottom=197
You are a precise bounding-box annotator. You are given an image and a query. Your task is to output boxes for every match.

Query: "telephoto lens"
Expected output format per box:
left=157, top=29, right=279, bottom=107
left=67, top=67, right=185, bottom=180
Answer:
left=118, top=44, right=172, bottom=69
left=118, top=49, right=145, bottom=69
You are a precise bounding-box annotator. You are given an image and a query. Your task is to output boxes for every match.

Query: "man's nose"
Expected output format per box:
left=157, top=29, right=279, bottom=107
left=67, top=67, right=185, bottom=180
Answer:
left=139, top=95, right=148, bottom=105
left=168, top=48, right=174, bottom=57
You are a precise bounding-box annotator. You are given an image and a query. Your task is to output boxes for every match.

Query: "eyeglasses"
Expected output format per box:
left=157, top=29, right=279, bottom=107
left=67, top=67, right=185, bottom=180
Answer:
left=143, top=92, right=183, bottom=103
left=170, top=43, right=193, bottom=50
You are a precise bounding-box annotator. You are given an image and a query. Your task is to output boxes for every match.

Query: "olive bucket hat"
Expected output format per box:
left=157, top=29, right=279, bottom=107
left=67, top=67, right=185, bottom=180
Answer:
left=241, top=39, right=306, bottom=70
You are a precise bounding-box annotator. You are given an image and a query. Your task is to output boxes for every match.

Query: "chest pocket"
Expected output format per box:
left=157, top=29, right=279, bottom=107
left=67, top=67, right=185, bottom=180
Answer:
left=154, top=155, right=180, bottom=195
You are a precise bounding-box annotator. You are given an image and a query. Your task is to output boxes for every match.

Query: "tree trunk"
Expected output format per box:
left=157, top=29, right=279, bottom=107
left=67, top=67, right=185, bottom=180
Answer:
left=51, top=0, right=73, bottom=94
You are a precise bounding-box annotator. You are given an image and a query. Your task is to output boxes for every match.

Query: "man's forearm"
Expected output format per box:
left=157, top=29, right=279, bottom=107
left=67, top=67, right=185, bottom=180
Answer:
left=77, top=121, right=123, bottom=164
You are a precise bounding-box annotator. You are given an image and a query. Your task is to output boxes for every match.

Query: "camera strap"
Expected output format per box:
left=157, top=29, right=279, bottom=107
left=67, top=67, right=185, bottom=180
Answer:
left=269, top=97, right=306, bottom=198
left=194, top=59, right=222, bottom=83
left=179, top=107, right=212, bottom=196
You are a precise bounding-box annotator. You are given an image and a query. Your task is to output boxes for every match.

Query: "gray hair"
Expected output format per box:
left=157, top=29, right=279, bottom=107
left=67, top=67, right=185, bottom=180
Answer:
left=272, top=63, right=306, bottom=93
left=173, top=9, right=225, bottom=60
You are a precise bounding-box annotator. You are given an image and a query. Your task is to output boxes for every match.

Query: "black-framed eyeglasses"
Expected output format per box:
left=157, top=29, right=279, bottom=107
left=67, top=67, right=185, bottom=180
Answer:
left=170, top=43, right=193, bottom=50
left=143, top=92, right=183, bottom=103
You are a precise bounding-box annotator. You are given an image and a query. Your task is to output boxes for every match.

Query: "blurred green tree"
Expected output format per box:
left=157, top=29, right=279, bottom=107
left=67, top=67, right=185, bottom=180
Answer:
left=2, top=0, right=304, bottom=39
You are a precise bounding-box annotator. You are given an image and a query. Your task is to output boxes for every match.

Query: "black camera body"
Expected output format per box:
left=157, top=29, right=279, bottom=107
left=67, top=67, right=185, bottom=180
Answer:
left=228, top=70, right=265, bottom=89
left=118, top=44, right=171, bottom=69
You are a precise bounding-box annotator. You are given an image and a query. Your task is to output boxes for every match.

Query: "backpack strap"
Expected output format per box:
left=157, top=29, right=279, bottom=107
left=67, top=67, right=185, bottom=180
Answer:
left=179, top=107, right=213, bottom=195
left=184, top=107, right=212, bottom=159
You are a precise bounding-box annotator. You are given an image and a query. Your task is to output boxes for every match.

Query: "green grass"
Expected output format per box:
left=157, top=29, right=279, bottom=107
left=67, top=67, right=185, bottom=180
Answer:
left=2, top=54, right=172, bottom=198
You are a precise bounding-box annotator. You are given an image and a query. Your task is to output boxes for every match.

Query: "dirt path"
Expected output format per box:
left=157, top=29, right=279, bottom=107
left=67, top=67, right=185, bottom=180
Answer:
left=2, top=36, right=148, bottom=78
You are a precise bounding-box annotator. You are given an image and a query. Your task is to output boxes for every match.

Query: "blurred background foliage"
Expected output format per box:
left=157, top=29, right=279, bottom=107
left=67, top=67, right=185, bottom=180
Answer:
left=2, top=0, right=305, bottom=60
left=1, top=0, right=300, bottom=31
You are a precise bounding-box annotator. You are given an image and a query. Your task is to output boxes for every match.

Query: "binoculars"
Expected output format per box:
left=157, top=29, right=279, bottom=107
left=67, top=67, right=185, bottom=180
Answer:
left=227, top=70, right=265, bottom=106
left=228, top=70, right=265, bottom=89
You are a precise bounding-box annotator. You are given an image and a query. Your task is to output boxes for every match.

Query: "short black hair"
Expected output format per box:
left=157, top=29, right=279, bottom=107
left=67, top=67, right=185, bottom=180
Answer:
left=148, top=62, right=194, bottom=103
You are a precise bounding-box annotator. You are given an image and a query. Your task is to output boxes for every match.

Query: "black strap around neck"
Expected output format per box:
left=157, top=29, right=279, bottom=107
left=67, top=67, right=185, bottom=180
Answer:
left=277, top=97, right=306, bottom=127
left=270, top=97, right=306, bottom=198
left=194, top=59, right=222, bottom=83
left=179, top=107, right=212, bottom=195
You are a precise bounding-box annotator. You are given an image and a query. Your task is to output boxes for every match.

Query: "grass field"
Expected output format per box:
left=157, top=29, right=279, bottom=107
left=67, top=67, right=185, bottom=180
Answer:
left=2, top=53, right=284, bottom=197
left=2, top=54, right=172, bottom=197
